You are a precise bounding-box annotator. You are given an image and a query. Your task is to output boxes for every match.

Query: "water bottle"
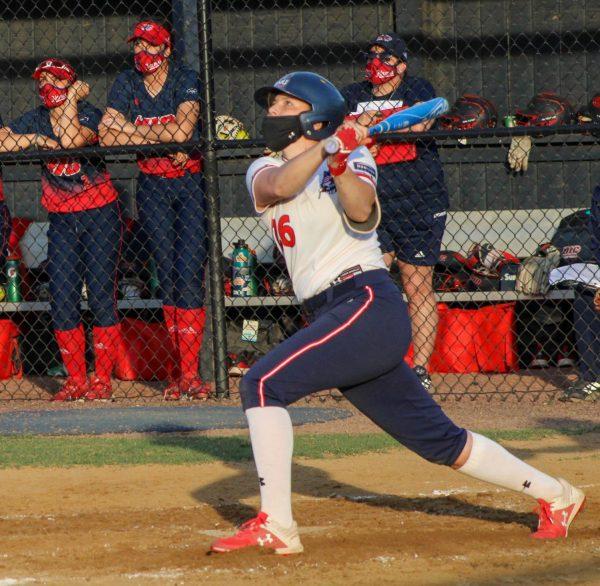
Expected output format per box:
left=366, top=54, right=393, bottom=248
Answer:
left=5, top=257, right=22, bottom=302
left=232, top=240, right=258, bottom=297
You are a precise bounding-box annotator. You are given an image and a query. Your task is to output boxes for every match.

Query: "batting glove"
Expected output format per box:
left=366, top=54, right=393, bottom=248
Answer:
left=332, top=126, right=362, bottom=153
left=327, top=126, right=363, bottom=176
left=508, top=135, right=532, bottom=172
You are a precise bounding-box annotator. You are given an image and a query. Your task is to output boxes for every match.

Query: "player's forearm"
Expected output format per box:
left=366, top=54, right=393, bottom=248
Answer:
left=0, top=130, right=37, bottom=152
left=99, top=127, right=151, bottom=146
left=334, top=171, right=376, bottom=223
left=256, top=142, right=327, bottom=207
left=136, top=123, right=193, bottom=144
left=396, top=120, right=431, bottom=134
left=54, top=102, right=89, bottom=149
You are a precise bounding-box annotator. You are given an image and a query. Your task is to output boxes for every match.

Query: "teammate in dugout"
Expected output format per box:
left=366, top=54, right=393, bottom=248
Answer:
left=560, top=184, right=600, bottom=401
left=0, top=116, right=13, bottom=282
left=210, top=72, right=586, bottom=555
left=0, top=59, right=122, bottom=401
left=99, top=21, right=209, bottom=400
left=341, top=33, right=449, bottom=393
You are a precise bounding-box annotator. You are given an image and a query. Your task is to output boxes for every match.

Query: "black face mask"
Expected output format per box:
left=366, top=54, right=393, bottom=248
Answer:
left=261, top=115, right=304, bottom=151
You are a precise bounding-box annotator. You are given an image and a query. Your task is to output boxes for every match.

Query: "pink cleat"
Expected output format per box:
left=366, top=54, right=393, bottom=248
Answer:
left=531, top=478, right=586, bottom=539
left=211, top=512, right=304, bottom=555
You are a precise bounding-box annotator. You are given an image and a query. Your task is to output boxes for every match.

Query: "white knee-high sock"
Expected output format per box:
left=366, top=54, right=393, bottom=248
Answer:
left=457, top=432, right=563, bottom=501
left=246, top=406, right=294, bottom=527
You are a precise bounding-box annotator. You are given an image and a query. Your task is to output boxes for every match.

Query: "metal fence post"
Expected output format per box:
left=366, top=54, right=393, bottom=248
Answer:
left=172, top=0, right=201, bottom=70
left=197, top=0, right=229, bottom=397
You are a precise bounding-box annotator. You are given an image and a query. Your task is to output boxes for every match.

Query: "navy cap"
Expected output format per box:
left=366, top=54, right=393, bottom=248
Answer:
left=369, top=32, right=408, bottom=62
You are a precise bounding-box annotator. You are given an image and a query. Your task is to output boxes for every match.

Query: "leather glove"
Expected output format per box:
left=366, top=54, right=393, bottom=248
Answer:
left=215, top=115, right=250, bottom=140
left=508, top=135, right=532, bottom=172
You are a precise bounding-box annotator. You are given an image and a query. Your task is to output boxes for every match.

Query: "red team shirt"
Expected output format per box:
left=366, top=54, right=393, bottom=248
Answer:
left=341, top=76, right=441, bottom=169
left=8, top=103, right=118, bottom=213
left=106, top=64, right=202, bottom=178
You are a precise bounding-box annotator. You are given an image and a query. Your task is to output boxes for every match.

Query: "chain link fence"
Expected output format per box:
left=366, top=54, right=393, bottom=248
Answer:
left=0, top=0, right=598, bottom=403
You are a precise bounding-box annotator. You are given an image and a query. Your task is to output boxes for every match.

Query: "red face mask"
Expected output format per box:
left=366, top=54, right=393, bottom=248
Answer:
left=365, top=58, right=397, bottom=85
left=39, top=83, right=69, bottom=108
left=134, top=50, right=165, bottom=74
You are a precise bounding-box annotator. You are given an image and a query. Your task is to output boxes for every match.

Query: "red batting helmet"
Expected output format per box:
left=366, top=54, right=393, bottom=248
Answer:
left=466, top=242, right=520, bottom=277
left=515, top=92, right=574, bottom=127
left=577, top=93, right=600, bottom=135
left=32, top=59, right=77, bottom=84
left=438, top=94, right=498, bottom=130
left=434, top=250, right=470, bottom=292
left=436, top=250, right=469, bottom=273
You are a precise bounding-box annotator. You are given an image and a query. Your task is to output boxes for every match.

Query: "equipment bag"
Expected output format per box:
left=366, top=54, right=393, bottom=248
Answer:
left=551, top=209, right=594, bottom=265
left=405, top=303, right=518, bottom=373
left=115, top=318, right=177, bottom=381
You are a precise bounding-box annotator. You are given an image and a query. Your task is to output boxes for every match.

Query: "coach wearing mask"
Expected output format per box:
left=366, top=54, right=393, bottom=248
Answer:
left=341, top=33, right=449, bottom=393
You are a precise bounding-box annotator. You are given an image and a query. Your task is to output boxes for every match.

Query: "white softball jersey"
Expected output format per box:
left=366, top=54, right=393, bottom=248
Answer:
left=246, top=146, right=387, bottom=301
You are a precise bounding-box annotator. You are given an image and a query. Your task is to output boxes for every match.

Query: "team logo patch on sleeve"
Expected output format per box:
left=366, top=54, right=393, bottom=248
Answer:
left=320, top=171, right=336, bottom=194
left=352, top=161, right=376, bottom=179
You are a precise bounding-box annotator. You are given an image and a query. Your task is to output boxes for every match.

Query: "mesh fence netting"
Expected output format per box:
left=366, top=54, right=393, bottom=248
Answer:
left=0, top=0, right=598, bottom=403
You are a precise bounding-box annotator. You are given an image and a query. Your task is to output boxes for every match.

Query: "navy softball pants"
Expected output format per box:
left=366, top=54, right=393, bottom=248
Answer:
left=240, top=269, right=467, bottom=466
left=136, top=172, right=207, bottom=309
left=0, top=202, right=11, bottom=269
left=573, top=289, right=600, bottom=382
left=48, top=201, right=121, bottom=331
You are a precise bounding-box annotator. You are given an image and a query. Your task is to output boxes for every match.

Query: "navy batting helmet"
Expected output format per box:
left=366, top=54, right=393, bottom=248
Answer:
left=254, top=71, right=346, bottom=141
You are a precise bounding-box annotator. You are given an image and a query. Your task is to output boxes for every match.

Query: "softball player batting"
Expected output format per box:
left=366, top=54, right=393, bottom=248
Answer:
left=210, top=72, right=585, bottom=555
left=100, top=21, right=209, bottom=400
left=0, top=59, right=122, bottom=401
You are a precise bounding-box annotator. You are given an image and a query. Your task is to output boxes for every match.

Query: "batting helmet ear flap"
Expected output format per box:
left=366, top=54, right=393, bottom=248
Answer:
left=299, top=110, right=340, bottom=140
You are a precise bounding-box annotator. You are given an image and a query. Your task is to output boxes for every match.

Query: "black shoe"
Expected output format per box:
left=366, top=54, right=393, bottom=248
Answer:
left=414, top=365, right=434, bottom=393
left=529, top=344, right=551, bottom=368
left=555, top=344, right=576, bottom=368
left=559, top=380, right=600, bottom=402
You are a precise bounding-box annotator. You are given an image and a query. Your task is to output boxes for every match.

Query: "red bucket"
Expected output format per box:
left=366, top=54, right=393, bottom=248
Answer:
left=0, top=320, right=22, bottom=380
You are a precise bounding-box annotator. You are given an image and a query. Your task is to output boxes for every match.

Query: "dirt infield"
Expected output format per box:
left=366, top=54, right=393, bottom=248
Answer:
left=1, top=429, right=598, bottom=585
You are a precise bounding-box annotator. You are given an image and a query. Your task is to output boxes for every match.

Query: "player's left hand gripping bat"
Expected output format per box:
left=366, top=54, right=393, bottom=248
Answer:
left=324, top=97, right=450, bottom=154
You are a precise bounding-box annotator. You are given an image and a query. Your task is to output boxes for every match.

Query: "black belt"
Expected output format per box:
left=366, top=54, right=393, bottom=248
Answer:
left=302, top=268, right=388, bottom=314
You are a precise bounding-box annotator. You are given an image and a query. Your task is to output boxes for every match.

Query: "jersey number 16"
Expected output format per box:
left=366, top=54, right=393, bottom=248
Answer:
left=271, top=215, right=296, bottom=249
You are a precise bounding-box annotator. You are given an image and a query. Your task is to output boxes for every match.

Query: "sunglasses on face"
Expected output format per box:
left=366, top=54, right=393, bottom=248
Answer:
left=362, top=50, right=397, bottom=64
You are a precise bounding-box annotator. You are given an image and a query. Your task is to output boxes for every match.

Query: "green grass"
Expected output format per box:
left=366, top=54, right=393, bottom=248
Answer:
left=0, top=425, right=597, bottom=469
